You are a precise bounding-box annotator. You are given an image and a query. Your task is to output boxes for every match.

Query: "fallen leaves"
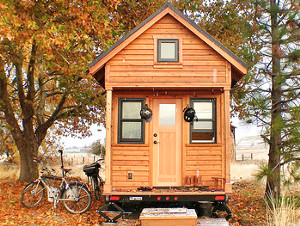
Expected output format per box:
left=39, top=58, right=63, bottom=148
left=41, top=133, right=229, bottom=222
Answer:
left=0, top=180, right=103, bottom=225
left=0, top=179, right=268, bottom=225
left=228, top=180, right=267, bottom=225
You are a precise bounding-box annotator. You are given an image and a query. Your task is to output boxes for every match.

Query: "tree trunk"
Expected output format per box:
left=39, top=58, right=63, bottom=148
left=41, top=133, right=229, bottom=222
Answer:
left=14, top=116, right=40, bottom=182
left=265, top=0, right=282, bottom=200
left=19, top=143, right=39, bottom=182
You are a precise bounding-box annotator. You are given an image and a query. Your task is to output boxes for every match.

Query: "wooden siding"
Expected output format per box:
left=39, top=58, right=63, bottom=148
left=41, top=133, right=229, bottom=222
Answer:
left=111, top=146, right=150, bottom=190
left=108, top=92, right=227, bottom=191
left=185, top=146, right=223, bottom=188
left=106, top=14, right=228, bottom=89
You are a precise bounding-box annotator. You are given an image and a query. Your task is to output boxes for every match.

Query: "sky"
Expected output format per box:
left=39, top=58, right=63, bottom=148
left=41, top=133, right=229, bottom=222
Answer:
left=231, top=118, right=262, bottom=142
left=60, top=124, right=106, bottom=149
left=60, top=119, right=261, bottom=148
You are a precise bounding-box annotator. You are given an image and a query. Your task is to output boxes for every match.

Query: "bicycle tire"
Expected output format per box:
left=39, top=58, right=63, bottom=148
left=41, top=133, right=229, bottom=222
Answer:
left=62, top=183, right=91, bottom=214
left=21, top=181, right=45, bottom=208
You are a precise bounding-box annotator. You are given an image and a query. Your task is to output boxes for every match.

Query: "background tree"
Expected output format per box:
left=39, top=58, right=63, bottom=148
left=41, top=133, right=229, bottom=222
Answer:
left=0, top=0, right=113, bottom=182
left=87, top=139, right=106, bottom=156
left=232, top=0, right=299, bottom=199
left=0, top=124, right=17, bottom=163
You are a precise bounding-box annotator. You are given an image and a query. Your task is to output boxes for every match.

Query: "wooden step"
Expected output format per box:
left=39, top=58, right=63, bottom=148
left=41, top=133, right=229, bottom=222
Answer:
left=140, top=208, right=197, bottom=226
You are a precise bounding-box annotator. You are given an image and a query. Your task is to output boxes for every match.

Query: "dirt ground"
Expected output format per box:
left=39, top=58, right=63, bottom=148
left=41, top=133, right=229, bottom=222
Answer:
left=0, top=178, right=269, bottom=225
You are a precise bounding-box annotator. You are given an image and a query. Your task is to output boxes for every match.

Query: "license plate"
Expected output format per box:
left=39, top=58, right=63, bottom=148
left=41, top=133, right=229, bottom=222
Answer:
left=129, top=196, right=143, bottom=201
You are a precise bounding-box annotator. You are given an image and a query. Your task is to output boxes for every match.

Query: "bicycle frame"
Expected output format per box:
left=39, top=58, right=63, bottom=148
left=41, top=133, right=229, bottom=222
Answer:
left=21, top=150, right=92, bottom=214
left=31, top=155, right=88, bottom=212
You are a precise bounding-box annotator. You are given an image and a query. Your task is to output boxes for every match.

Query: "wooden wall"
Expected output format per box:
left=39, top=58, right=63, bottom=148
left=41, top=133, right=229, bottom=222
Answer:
left=185, top=146, right=223, bottom=188
left=108, top=92, right=227, bottom=191
left=105, top=14, right=230, bottom=89
left=111, top=146, right=150, bottom=189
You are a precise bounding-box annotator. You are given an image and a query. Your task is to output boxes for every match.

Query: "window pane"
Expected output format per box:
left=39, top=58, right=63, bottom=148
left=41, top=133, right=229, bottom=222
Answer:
left=160, top=42, right=176, bottom=59
left=194, top=121, right=213, bottom=130
left=122, top=122, right=141, bottom=139
left=122, top=102, right=141, bottom=119
left=194, top=102, right=212, bottom=119
left=159, top=104, right=176, bottom=126
left=190, top=99, right=216, bottom=143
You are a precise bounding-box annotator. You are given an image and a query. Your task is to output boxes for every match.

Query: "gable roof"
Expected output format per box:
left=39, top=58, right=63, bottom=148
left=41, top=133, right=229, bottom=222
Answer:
left=89, top=2, right=248, bottom=84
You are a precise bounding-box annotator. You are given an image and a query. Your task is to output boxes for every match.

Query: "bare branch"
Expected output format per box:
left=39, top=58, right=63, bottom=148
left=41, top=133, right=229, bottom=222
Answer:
left=26, top=41, right=37, bottom=101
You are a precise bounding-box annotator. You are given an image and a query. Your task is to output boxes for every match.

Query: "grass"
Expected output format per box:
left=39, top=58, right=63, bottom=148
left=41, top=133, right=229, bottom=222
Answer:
left=0, top=164, right=19, bottom=180
left=231, top=161, right=261, bottom=181
left=266, top=194, right=299, bottom=226
left=0, top=158, right=105, bottom=181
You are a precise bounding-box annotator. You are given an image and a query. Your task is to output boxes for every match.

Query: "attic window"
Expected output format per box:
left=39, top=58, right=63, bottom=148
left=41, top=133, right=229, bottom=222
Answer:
left=157, top=39, right=179, bottom=62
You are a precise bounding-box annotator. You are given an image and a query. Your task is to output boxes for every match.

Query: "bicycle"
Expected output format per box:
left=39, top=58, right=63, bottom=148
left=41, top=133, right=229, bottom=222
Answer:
left=83, top=159, right=104, bottom=200
left=21, top=150, right=92, bottom=214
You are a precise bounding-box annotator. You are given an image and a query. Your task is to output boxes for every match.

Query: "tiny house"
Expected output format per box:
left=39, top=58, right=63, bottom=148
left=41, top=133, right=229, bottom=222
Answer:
left=89, top=3, right=247, bottom=219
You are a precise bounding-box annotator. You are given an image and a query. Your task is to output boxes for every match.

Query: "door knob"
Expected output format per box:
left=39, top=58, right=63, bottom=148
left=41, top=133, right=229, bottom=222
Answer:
left=154, top=140, right=158, bottom=144
left=153, top=133, right=157, bottom=137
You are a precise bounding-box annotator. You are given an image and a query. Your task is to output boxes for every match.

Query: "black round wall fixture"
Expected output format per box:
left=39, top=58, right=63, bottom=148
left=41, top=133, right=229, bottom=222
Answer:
left=140, top=104, right=152, bottom=121
left=184, top=107, right=195, bottom=122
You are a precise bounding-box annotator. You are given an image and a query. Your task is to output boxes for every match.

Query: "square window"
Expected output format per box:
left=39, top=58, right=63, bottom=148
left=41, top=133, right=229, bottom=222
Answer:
left=118, top=98, right=145, bottom=143
left=190, top=98, right=216, bottom=143
left=157, top=39, right=179, bottom=62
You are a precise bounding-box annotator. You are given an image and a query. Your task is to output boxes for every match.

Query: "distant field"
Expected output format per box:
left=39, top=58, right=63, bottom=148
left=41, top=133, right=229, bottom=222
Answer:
left=0, top=153, right=105, bottom=181
left=231, top=161, right=261, bottom=181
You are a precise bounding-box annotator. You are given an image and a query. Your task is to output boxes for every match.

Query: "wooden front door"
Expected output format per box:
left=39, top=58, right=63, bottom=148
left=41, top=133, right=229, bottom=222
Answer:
left=153, top=99, right=182, bottom=187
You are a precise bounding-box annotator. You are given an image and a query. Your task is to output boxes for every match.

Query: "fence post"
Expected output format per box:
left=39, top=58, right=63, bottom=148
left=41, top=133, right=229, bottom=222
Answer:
left=251, top=153, right=253, bottom=160
left=242, top=154, right=244, bottom=161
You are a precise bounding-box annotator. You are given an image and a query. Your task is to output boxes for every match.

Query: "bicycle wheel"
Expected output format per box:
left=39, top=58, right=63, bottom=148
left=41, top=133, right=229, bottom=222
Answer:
left=62, top=183, right=91, bottom=214
left=21, top=181, right=45, bottom=208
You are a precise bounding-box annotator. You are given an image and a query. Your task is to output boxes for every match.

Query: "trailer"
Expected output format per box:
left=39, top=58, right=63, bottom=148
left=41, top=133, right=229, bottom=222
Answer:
left=89, top=2, right=247, bottom=223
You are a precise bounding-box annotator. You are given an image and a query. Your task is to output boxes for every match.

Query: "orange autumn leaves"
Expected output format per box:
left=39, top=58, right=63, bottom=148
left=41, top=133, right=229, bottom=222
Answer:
left=0, top=179, right=267, bottom=225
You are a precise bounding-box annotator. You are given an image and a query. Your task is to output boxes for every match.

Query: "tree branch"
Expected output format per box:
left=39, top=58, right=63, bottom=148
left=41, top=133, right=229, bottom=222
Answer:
left=35, top=92, right=68, bottom=145
left=36, top=75, right=46, bottom=126
left=280, top=158, right=300, bottom=166
left=15, top=62, right=27, bottom=114
left=26, top=41, right=37, bottom=102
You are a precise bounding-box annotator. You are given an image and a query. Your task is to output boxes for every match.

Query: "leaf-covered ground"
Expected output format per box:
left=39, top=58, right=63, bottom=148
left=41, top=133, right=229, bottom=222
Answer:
left=0, top=180, right=102, bottom=225
left=228, top=181, right=267, bottom=225
left=0, top=179, right=267, bottom=225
